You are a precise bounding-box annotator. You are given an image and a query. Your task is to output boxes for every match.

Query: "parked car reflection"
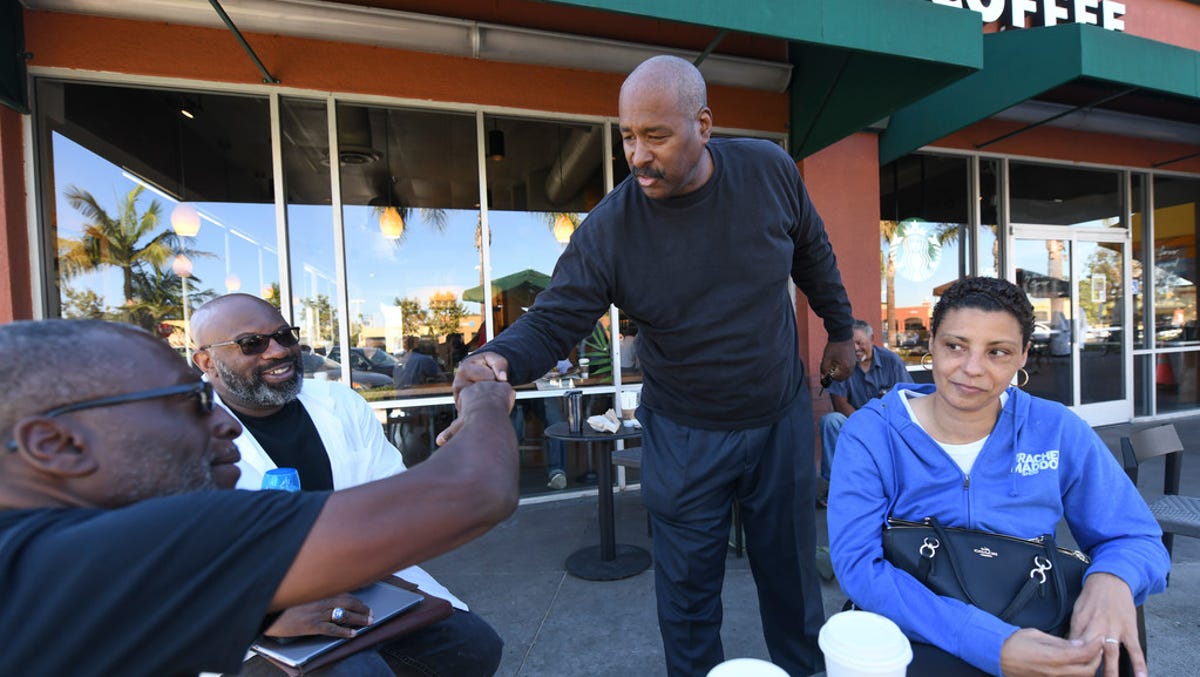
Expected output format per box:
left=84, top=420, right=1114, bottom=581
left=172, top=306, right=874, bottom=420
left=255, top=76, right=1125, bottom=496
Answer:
left=327, top=346, right=397, bottom=377
left=301, top=352, right=392, bottom=391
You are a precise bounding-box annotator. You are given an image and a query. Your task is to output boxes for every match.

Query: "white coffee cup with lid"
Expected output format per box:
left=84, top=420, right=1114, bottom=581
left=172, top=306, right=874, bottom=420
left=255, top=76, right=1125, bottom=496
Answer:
left=706, top=657, right=788, bottom=677
left=819, top=610, right=912, bottom=677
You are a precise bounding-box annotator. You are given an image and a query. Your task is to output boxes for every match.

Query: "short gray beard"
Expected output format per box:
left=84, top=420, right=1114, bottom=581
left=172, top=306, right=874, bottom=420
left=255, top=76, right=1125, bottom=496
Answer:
left=214, top=355, right=304, bottom=409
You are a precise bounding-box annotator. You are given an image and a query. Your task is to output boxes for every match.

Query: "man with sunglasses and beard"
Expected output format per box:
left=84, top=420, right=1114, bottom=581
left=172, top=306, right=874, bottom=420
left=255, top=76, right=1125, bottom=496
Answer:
left=0, top=319, right=518, bottom=676
left=190, top=293, right=503, bottom=677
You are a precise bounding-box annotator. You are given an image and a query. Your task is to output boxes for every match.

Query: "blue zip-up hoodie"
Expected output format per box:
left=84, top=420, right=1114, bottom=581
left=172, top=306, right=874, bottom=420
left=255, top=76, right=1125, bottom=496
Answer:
left=828, top=383, right=1169, bottom=676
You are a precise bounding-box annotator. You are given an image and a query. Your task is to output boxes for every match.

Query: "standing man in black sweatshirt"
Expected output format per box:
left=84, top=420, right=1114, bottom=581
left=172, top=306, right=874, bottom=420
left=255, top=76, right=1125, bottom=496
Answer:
left=445, top=54, right=855, bottom=676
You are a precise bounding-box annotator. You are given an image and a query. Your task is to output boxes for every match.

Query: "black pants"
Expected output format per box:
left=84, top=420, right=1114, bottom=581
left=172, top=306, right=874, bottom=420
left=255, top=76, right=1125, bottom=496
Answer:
left=640, top=392, right=825, bottom=677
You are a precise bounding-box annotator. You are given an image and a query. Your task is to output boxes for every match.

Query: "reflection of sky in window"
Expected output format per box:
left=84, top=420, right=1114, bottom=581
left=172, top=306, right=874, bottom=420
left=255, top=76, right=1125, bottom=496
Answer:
left=54, top=134, right=575, bottom=326
left=344, top=207, right=482, bottom=326
left=56, top=133, right=279, bottom=303
left=490, top=210, right=570, bottom=280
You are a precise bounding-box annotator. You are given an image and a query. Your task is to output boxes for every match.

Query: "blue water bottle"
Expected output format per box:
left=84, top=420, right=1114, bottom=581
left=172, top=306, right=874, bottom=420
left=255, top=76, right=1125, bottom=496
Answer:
left=262, top=467, right=301, bottom=492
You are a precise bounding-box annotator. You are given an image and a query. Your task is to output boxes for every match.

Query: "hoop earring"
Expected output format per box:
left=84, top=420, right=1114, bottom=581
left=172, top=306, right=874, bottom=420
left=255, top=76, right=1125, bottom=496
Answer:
left=1016, top=368, right=1030, bottom=389
left=921, top=353, right=933, bottom=371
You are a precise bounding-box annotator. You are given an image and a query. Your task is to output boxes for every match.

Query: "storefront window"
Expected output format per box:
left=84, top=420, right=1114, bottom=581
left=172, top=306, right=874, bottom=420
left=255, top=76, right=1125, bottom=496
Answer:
left=35, top=77, right=800, bottom=490
left=1151, top=176, right=1200, bottom=412
left=38, top=81, right=275, bottom=355
left=279, top=98, right=345, bottom=395
left=979, top=158, right=1002, bottom=278
left=485, top=115, right=608, bottom=492
left=334, top=104, right=481, bottom=410
left=879, top=154, right=970, bottom=365
left=1009, top=162, right=1121, bottom=228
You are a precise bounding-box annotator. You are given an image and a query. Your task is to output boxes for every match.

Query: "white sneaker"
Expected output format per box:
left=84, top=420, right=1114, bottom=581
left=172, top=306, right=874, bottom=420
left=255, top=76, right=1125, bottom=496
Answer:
left=547, top=471, right=567, bottom=490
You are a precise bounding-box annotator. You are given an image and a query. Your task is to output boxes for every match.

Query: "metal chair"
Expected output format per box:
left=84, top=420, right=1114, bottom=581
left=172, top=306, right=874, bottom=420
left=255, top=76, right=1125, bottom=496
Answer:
left=1120, top=423, right=1200, bottom=562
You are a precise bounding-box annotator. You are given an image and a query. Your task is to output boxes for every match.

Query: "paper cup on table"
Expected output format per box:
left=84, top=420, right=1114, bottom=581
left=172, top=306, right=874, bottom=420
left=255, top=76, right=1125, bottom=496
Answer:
left=619, top=390, right=639, bottom=426
left=706, top=658, right=788, bottom=677
left=819, top=610, right=911, bottom=677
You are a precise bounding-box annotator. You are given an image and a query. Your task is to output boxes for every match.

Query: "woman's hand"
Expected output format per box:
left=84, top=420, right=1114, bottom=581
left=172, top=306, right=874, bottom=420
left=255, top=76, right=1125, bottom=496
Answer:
left=264, top=593, right=373, bottom=639
left=1000, top=628, right=1103, bottom=677
left=1069, top=572, right=1147, bottom=677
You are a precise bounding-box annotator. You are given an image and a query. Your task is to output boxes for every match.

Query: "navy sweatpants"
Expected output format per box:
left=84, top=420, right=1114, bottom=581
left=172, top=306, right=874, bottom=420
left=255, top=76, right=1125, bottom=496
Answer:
left=640, top=393, right=825, bottom=677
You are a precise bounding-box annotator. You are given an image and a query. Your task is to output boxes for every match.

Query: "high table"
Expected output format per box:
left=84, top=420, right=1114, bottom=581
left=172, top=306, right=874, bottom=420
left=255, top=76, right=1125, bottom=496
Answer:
left=544, top=421, right=651, bottom=580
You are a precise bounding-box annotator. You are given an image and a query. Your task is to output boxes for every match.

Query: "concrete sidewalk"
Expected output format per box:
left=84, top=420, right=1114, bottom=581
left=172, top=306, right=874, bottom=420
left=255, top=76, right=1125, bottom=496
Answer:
left=423, top=418, right=1200, bottom=676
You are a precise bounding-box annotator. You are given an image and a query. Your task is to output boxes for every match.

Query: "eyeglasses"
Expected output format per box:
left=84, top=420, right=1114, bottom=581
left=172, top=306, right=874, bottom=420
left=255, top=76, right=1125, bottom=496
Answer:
left=198, top=326, right=301, bottom=356
left=6, top=381, right=214, bottom=452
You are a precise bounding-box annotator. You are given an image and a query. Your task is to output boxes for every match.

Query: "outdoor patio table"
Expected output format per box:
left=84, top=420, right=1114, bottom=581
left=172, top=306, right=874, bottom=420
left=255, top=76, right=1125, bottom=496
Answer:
left=545, top=421, right=651, bottom=580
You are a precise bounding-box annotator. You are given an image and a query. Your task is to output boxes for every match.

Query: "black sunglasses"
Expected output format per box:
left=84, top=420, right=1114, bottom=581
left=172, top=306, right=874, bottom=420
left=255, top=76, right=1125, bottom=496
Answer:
left=198, top=326, right=301, bottom=356
left=6, top=381, right=214, bottom=452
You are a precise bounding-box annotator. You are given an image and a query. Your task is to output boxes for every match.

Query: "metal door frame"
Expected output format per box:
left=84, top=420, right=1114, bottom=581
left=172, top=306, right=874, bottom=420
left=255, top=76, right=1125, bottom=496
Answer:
left=1008, top=224, right=1132, bottom=426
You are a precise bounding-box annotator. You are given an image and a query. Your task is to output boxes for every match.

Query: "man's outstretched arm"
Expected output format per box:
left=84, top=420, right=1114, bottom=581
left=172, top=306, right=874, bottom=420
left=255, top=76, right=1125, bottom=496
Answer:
left=270, top=380, right=518, bottom=611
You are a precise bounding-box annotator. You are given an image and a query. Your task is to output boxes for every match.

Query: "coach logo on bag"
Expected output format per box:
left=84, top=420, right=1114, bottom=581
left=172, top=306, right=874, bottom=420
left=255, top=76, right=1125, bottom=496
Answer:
left=973, top=546, right=1000, bottom=559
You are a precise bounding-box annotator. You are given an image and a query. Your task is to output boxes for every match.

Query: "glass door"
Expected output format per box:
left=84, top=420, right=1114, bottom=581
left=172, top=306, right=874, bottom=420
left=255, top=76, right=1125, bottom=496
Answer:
left=1010, top=227, right=1129, bottom=425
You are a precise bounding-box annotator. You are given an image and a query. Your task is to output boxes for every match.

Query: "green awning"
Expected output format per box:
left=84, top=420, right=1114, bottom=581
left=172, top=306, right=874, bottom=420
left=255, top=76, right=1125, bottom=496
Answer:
left=880, top=23, right=1200, bottom=165
left=462, top=268, right=551, bottom=303
left=544, top=0, right=982, bottom=158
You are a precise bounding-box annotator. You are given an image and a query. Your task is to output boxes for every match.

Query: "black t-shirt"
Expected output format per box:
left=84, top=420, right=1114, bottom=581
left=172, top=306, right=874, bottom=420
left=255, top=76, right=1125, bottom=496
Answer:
left=0, top=489, right=328, bottom=676
left=235, top=400, right=335, bottom=491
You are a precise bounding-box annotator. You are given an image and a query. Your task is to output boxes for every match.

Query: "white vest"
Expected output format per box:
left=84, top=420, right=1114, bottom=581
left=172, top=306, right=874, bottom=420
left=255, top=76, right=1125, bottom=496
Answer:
left=224, top=380, right=464, bottom=609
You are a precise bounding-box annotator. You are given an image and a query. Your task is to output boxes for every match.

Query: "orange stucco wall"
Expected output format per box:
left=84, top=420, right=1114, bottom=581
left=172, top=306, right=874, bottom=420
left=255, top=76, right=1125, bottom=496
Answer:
left=797, top=132, right=881, bottom=444
left=977, top=0, right=1200, bottom=51
left=0, top=106, right=31, bottom=322
left=931, top=119, right=1200, bottom=175
left=353, top=0, right=788, bottom=62
left=21, top=11, right=786, bottom=133
left=1088, top=0, right=1200, bottom=51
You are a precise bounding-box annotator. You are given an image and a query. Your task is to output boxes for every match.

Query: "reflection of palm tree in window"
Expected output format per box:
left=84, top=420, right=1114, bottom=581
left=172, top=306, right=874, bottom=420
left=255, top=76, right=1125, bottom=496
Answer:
left=59, top=185, right=209, bottom=324
left=127, top=265, right=216, bottom=330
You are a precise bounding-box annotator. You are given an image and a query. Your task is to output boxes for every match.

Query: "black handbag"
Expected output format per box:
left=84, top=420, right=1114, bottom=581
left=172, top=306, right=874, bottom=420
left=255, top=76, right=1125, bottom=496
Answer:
left=882, top=516, right=1091, bottom=637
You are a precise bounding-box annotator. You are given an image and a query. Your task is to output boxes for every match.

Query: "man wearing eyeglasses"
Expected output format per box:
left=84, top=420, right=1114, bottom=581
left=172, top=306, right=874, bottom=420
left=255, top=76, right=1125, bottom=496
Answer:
left=190, top=293, right=503, bottom=677
left=0, top=319, right=518, bottom=676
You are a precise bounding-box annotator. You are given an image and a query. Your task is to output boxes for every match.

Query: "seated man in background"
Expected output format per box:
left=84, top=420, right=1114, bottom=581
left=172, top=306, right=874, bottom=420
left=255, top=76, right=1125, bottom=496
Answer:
left=818, top=319, right=912, bottom=503
left=394, top=338, right=442, bottom=388
left=191, top=294, right=503, bottom=676
left=0, top=319, right=518, bottom=676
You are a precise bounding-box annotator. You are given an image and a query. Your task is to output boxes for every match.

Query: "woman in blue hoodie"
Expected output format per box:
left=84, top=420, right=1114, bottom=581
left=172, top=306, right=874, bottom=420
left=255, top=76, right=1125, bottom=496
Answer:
left=828, top=277, right=1169, bottom=677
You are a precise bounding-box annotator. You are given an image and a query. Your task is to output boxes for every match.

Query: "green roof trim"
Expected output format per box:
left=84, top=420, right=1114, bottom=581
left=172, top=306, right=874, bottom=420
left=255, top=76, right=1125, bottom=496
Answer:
left=462, top=268, right=551, bottom=303
left=543, top=0, right=983, bottom=158
left=543, top=0, right=981, bottom=67
left=879, top=23, right=1200, bottom=165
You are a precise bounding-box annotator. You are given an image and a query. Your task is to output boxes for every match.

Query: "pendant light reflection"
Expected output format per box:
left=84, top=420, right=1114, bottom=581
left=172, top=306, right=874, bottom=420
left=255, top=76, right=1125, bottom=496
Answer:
left=553, top=213, right=575, bottom=244
left=170, top=202, right=201, bottom=237
left=224, top=273, right=242, bottom=292
left=172, top=254, right=193, bottom=278
left=380, top=206, right=406, bottom=239
left=488, top=128, right=505, bottom=161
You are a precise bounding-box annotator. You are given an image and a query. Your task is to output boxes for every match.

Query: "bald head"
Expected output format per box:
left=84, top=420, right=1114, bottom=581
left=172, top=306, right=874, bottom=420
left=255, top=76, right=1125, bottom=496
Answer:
left=618, top=55, right=714, bottom=200
left=621, top=55, right=708, bottom=119
left=0, top=320, right=171, bottom=441
left=191, top=293, right=282, bottom=349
